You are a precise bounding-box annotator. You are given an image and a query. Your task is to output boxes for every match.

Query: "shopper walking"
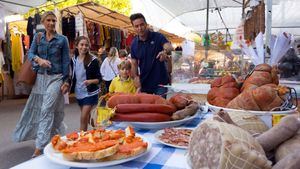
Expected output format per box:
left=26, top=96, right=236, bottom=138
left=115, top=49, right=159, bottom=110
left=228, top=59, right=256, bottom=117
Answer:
left=13, top=11, right=70, bottom=158
left=69, top=36, right=101, bottom=131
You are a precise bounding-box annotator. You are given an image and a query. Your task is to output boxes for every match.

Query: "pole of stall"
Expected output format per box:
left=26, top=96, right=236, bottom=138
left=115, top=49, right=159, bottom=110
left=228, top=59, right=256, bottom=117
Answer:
left=205, top=0, right=209, bottom=60
left=265, top=0, right=272, bottom=63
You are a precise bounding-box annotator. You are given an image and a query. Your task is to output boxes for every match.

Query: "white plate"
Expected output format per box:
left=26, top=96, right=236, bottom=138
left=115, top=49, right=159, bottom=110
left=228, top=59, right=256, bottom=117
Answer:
left=44, top=134, right=152, bottom=168
left=206, top=102, right=296, bottom=115
left=206, top=102, right=297, bottom=128
left=154, top=128, right=194, bottom=149
left=123, top=112, right=199, bottom=130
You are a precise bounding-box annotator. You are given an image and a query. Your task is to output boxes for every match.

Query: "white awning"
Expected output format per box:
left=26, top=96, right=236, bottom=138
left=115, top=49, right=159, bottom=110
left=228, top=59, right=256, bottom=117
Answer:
left=0, top=0, right=47, bottom=15
left=131, top=0, right=300, bottom=37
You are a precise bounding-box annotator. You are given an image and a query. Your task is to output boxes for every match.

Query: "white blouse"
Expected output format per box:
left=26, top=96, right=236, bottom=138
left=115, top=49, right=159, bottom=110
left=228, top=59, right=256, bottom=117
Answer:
left=100, top=57, right=121, bottom=81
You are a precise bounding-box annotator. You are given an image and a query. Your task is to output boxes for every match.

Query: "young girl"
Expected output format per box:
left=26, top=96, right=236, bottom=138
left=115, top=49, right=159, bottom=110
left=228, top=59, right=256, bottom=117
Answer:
left=100, top=47, right=121, bottom=94
left=109, top=60, right=137, bottom=94
left=69, top=36, right=101, bottom=131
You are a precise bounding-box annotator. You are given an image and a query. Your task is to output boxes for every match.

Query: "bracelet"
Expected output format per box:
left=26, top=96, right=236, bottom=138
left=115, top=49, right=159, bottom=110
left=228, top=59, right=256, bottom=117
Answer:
left=33, top=56, right=40, bottom=63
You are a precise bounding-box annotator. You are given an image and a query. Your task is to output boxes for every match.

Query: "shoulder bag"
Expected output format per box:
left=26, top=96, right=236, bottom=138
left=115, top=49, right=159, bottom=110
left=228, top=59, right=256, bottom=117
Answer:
left=17, top=32, right=42, bottom=86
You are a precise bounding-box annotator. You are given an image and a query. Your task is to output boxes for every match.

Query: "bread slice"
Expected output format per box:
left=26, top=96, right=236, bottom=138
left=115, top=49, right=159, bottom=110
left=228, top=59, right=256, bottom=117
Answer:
left=101, top=141, right=148, bottom=161
left=62, top=143, right=119, bottom=161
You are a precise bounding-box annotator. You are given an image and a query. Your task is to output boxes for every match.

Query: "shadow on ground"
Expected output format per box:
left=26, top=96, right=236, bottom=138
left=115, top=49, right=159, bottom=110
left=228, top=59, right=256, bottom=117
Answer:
left=0, top=97, right=80, bottom=169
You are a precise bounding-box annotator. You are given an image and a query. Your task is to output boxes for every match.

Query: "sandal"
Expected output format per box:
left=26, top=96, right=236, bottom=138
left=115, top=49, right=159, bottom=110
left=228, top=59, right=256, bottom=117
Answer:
left=31, top=149, right=42, bottom=158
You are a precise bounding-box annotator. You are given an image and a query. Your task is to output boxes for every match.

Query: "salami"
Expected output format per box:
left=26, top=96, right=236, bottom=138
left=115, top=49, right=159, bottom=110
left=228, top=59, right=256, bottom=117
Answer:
left=112, top=112, right=171, bottom=122
left=116, top=104, right=176, bottom=115
left=107, top=93, right=169, bottom=108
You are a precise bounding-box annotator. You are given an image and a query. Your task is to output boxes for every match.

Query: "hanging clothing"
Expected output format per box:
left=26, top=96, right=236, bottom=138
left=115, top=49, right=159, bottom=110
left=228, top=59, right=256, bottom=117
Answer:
left=27, top=13, right=42, bottom=45
left=62, top=15, right=76, bottom=48
left=34, top=13, right=41, bottom=25
left=5, top=24, right=12, bottom=61
left=27, top=16, right=34, bottom=45
left=86, top=21, right=95, bottom=46
left=0, top=50, right=4, bottom=72
left=0, top=40, right=4, bottom=72
left=34, top=13, right=44, bottom=33
left=126, top=33, right=135, bottom=47
left=121, top=30, right=126, bottom=49
left=0, top=9, right=5, bottom=40
left=0, top=71, right=3, bottom=84
left=116, top=29, right=122, bottom=49
left=11, top=32, right=23, bottom=72
left=98, top=25, right=105, bottom=46
left=23, top=35, right=30, bottom=50
left=75, top=12, right=85, bottom=37
left=54, top=8, right=62, bottom=34
left=104, top=26, right=111, bottom=49
left=95, top=23, right=100, bottom=46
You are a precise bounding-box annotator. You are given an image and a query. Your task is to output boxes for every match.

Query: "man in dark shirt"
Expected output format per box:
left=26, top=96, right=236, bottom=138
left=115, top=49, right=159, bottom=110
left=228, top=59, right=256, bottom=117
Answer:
left=130, top=13, right=173, bottom=98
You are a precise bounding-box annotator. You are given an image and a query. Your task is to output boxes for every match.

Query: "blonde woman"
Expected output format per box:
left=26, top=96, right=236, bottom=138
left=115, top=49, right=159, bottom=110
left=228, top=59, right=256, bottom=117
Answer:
left=13, top=11, right=70, bottom=157
left=100, top=47, right=121, bottom=94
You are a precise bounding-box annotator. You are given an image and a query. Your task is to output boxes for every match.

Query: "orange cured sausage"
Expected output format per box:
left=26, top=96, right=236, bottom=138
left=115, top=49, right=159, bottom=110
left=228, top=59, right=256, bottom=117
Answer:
left=115, top=104, right=176, bottom=115
left=111, top=112, right=171, bottom=122
left=107, top=93, right=169, bottom=108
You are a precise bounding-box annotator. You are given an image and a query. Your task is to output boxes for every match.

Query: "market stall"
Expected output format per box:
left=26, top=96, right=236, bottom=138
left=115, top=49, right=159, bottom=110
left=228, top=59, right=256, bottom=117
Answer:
left=3, top=1, right=300, bottom=169
left=0, top=1, right=184, bottom=100
left=131, top=0, right=300, bottom=98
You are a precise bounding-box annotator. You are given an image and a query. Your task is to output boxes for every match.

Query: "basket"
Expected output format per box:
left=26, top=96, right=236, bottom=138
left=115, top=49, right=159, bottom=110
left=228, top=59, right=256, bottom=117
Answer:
left=89, top=95, right=115, bottom=128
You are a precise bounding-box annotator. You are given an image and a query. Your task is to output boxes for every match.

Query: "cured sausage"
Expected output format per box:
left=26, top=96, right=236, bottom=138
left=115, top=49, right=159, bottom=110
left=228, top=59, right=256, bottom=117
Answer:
left=171, top=102, right=198, bottom=120
left=111, top=112, right=171, bottom=122
left=107, top=93, right=169, bottom=108
left=116, top=104, right=176, bottom=115
left=169, top=93, right=192, bottom=110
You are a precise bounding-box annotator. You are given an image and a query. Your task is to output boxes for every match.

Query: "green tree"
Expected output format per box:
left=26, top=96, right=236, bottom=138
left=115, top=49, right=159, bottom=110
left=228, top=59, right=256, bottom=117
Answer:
left=95, top=0, right=131, bottom=16
left=24, top=0, right=131, bottom=18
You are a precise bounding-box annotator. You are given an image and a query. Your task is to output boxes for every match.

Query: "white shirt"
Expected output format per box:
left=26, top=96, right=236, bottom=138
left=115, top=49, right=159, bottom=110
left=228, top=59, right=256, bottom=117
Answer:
left=74, top=58, right=88, bottom=99
left=0, top=9, right=5, bottom=40
left=100, top=57, right=121, bottom=81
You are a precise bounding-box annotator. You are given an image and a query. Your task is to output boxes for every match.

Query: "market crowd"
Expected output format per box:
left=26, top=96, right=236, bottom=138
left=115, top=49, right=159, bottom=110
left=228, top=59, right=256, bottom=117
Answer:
left=12, top=11, right=173, bottom=158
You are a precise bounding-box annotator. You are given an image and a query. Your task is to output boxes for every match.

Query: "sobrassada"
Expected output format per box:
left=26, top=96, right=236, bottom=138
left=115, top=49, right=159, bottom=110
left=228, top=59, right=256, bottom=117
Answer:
left=256, top=115, right=300, bottom=152
left=272, top=151, right=300, bottom=169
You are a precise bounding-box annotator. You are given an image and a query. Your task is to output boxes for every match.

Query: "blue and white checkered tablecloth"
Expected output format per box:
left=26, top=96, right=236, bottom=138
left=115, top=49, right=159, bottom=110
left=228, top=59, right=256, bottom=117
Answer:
left=12, top=112, right=211, bottom=169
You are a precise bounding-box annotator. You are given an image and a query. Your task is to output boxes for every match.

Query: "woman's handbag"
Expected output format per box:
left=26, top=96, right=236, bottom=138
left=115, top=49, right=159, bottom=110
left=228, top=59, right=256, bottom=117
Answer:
left=17, top=59, right=37, bottom=86
left=17, top=32, right=42, bottom=86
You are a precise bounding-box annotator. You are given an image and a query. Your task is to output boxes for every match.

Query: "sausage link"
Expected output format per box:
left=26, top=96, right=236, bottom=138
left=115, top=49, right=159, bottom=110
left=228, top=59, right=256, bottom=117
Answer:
left=107, top=93, right=169, bottom=108
left=111, top=112, right=171, bottom=122
left=116, top=104, right=176, bottom=115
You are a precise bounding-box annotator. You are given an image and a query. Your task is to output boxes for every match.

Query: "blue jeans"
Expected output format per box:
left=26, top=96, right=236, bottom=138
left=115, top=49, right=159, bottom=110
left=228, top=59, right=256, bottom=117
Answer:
left=76, top=94, right=98, bottom=107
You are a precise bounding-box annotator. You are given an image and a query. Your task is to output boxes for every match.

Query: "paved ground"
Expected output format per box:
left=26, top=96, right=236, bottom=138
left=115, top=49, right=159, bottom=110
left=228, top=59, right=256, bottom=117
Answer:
left=0, top=97, right=82, bottom=169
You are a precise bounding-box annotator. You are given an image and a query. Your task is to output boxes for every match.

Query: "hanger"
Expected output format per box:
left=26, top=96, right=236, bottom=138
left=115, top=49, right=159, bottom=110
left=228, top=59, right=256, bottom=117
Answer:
left=10, top=25, right=21, bottom=35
